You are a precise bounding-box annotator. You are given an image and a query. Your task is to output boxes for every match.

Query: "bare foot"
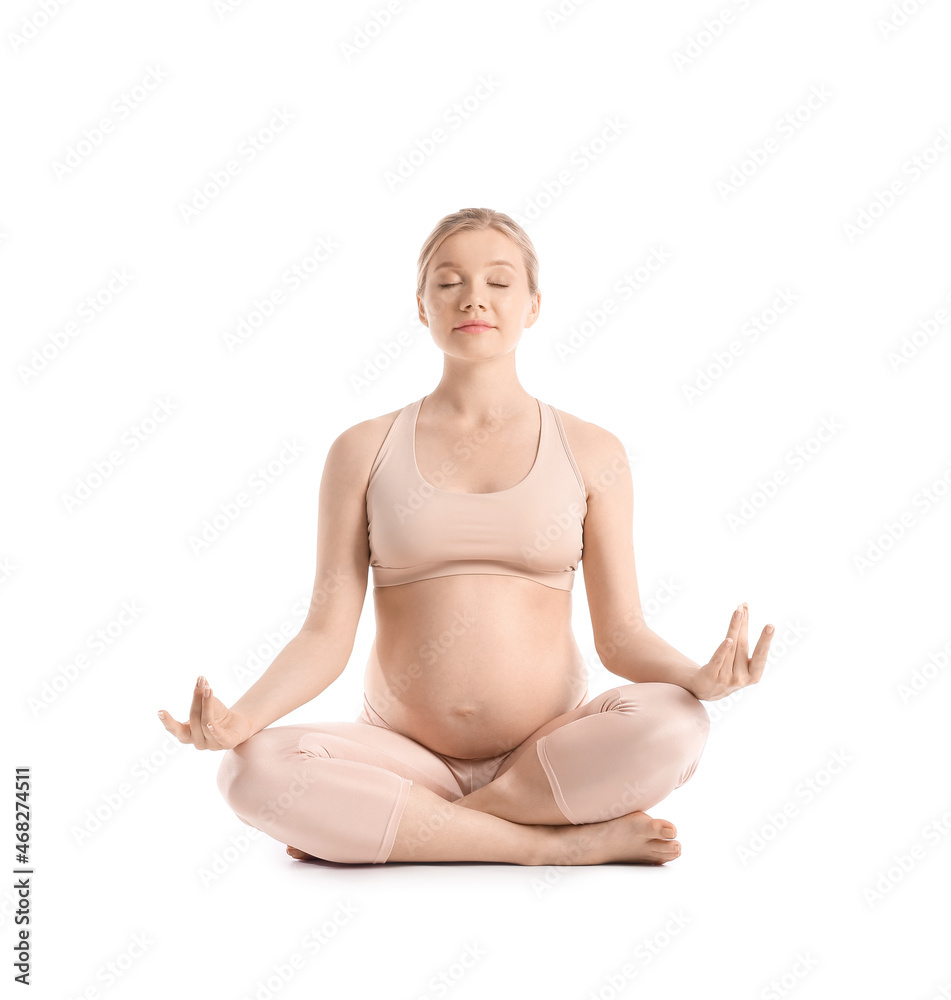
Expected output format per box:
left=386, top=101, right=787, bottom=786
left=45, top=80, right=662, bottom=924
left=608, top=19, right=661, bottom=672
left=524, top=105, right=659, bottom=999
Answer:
left=543, top=810, right=681, bottom=866
left=288, top=814, right=680, bottom=866
left=286, top=845, right=316, bottom=860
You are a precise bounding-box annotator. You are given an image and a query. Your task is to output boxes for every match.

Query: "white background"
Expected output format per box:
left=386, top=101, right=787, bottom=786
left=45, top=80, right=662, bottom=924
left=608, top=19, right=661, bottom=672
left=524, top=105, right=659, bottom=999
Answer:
left=3, top=0, right=950, bottom=997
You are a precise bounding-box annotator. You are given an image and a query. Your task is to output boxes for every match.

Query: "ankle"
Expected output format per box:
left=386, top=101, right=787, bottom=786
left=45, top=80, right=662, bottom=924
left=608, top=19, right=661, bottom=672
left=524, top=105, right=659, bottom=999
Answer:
left=530, top=824, right=583, bottom=867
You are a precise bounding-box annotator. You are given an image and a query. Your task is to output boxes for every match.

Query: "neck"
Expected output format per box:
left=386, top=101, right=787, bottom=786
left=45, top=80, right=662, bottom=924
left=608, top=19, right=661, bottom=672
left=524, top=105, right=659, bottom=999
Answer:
left=427, top=356, right=533, bottom=419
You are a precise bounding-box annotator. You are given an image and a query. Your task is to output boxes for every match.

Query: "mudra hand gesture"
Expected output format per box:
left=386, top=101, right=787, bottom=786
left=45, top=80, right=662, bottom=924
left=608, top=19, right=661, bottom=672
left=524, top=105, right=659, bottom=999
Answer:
left=690, top=603, right=773, bottom=701
left=157, top=675, right=252, bottom=750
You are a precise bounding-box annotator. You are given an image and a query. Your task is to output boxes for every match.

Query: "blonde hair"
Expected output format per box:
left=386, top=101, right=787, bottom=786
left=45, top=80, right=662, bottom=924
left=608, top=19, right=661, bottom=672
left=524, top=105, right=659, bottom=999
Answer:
left=416, top=207, right=540, bottom=299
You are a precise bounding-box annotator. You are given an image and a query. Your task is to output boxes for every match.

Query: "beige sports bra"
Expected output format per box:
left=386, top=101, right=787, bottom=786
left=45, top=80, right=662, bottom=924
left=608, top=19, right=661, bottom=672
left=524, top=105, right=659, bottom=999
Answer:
left=366, top=395, right=587, bottom=591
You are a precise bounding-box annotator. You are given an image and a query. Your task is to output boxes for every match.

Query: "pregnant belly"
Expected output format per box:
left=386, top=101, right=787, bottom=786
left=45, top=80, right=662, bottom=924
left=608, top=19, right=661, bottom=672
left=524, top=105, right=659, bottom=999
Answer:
left=365, top=579, right=590, bottom=758
left=364, top=639, right=588, bottom=758
left=364, top=636, right=588, bottom=758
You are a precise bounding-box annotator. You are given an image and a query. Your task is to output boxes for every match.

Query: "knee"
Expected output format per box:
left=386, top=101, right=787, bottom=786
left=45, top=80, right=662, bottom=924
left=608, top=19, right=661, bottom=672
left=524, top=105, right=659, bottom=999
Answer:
left=216, top=746, right=249, bottom=814
left=613, top=682, right=710, bottom=747
left=215, top=726, right=306, bottom=818
left=666, top=683, right=710, bottom=737
left=216, top=739, right=260, bottom=817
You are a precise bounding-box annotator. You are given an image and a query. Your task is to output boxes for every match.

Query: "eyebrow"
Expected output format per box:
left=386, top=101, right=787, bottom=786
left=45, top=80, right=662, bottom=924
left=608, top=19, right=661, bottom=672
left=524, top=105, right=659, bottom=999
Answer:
left=433, top=259, right=517, bottom=271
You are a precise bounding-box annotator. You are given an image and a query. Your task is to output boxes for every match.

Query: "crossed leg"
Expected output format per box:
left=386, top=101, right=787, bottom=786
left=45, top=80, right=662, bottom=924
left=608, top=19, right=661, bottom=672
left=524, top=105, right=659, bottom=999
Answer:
left=330, top=683, right=705, bottom=864
left=390, top=682, right=710, bottom=865
left=456, top=681, right=710, bottom=826
left=219, top=682, right=709, bottom=866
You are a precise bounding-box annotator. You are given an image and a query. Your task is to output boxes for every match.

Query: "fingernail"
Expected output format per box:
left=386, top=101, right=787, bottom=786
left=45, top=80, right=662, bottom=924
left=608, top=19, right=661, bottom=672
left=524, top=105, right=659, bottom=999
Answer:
left=765, top=625, right=774, bottom=634
left=157, top=711, right=165, bottom=719
left=197, top=675, right=202, bottom=687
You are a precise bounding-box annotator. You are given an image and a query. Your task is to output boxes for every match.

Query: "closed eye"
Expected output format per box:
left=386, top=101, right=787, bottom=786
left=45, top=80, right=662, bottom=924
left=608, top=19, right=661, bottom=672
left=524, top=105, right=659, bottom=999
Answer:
left=438, top=283, right=508, bottom=288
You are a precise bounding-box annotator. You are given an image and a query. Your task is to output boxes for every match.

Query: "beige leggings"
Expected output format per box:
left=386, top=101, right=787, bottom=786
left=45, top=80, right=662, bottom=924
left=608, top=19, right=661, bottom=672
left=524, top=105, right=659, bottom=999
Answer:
left=215, top=682, right=711, bottom=864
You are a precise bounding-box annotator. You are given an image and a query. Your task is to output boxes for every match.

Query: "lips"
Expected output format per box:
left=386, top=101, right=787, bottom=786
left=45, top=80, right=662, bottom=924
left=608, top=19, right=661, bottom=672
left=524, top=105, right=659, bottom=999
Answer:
left=456, top=323, right=493, bottom=331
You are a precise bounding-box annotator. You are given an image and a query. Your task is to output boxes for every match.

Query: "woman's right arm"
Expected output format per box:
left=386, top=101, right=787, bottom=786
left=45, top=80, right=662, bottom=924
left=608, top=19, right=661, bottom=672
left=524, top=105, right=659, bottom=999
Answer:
left=159, top=420, right=377, bottom=748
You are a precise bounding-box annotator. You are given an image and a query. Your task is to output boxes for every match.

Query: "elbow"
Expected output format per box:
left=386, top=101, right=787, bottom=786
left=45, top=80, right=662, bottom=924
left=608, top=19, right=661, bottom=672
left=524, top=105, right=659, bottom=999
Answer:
left=594, top=618, right=651, bottom=670
left=595, top=641, right=634, bottom=680
left=594, top=640, right=614, bottom=670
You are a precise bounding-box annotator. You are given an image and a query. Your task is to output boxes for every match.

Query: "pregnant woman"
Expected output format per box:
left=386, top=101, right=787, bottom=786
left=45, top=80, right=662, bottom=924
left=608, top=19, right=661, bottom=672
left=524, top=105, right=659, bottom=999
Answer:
left=158, top=207, right=773, bottom=866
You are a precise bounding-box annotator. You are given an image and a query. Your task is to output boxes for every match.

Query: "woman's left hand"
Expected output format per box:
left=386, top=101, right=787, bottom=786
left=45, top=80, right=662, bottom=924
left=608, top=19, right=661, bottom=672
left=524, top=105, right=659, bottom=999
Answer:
left=689, top=603, right=773, bottom=701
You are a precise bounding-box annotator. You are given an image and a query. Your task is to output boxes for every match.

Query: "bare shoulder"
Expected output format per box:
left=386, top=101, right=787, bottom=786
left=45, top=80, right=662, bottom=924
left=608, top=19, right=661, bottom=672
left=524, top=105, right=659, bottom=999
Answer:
left=325, top=403, right=406, bottom=487
left=550, top=405, right=631, bottom=498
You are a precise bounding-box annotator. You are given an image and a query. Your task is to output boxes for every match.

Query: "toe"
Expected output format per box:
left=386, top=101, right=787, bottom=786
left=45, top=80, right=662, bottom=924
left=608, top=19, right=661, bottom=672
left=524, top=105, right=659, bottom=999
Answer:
left=653, top=839, right=680, bottom=859
left=651, top=817, right=677, bottom=838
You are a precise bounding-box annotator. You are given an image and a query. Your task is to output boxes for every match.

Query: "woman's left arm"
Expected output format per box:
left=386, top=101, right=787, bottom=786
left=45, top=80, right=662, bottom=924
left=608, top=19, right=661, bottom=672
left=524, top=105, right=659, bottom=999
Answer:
left=601, top=620, right=703, bottom=692
left=574, top=419, right=773, bottom=700
left=601, top=603, right=774, bottom=701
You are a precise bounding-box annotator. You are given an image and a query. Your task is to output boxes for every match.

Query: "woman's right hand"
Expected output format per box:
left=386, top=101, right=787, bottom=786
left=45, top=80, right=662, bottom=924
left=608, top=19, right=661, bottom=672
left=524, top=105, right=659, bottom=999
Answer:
left=158, top=675, right=253, bottom=750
